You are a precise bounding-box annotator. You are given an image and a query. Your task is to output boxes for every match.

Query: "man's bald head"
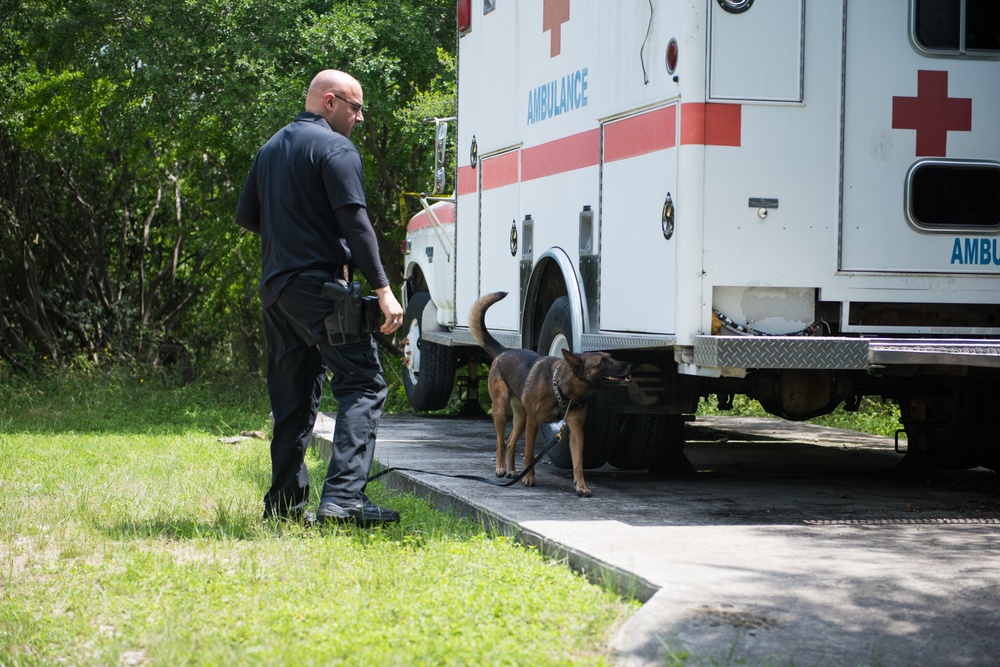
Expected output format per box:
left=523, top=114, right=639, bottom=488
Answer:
left=305, top=69, right=364, bottom=138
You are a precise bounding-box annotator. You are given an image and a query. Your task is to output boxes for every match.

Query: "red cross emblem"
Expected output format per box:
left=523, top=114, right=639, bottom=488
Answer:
left=543, top=0, right=570, bottom=58
left=892, top=70, right=972, bottom=157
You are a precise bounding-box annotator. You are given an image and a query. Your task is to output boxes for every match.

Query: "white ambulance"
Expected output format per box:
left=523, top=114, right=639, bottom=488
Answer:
left=401, top=0, right=1000, bottom=473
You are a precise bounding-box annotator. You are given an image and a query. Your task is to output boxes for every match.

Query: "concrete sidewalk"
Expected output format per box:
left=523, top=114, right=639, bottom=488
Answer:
left=312, top=412, right=1000, bottom=666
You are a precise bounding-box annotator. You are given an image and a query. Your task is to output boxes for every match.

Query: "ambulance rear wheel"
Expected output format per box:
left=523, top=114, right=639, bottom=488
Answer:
left=609, top=414, right=694, bottom=475
left=537, top=296, right=621, bottom=469
left=401, top=292, right=456, bottom=412
left=900, top=382, right=1000, bottom=472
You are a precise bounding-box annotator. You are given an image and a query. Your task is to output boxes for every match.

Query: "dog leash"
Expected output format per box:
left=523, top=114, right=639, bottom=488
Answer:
left=367, top=417, right=569, bottom=487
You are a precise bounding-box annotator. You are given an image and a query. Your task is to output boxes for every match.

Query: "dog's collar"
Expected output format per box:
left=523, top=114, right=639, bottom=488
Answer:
left=551, top=362, right=574, bottom=410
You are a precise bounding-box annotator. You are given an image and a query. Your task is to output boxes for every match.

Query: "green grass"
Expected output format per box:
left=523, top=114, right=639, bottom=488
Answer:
left=696, top=394, right=902, bottom=438
left=0, top=368, right=635, bottom=666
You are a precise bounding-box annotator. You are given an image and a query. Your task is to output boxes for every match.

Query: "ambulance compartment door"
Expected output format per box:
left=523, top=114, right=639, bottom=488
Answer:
left=599, top=104, right=679, bottom=334
left=709, top=0, right=804, bottom=103
left=477, top=148, right=522, bottom=330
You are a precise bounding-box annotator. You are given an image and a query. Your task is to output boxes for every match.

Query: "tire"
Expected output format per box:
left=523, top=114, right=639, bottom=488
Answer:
left=401, top=292, right=456, bottom=412
left=537, top=296, right=621, bottom=469
left=539, top=296, right=574, bottom=359
left=902, top=382, right=1000, bottom=471
left=609, top=414, right=686, bottom=470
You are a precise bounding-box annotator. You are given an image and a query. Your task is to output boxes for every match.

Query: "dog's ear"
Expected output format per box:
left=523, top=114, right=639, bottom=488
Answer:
left=561, top=349, right=585, bottom=374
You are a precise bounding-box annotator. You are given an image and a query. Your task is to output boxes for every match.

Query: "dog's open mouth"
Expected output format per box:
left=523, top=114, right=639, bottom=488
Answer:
left=604, top=373, right=632, bottom=384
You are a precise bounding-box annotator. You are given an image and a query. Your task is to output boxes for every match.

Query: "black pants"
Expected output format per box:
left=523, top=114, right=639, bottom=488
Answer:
left=261, top=273, right=387, bottom=517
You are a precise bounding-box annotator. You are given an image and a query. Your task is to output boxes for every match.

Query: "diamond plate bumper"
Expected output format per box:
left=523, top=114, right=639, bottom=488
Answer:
left=867, top=339, right=1000, bottom=369
left=693, top=336, right=1000, bottom=370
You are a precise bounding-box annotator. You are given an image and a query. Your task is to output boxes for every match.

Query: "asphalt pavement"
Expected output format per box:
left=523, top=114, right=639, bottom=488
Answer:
left=312, top=411, right=1000, bottom=667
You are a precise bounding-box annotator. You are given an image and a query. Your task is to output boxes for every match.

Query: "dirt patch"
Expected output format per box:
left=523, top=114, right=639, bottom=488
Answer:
left=694, top=604, right=778, bottom=632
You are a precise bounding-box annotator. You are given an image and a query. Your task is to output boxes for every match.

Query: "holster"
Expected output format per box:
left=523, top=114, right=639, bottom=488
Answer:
left=322, top=280, right=381, bottom=346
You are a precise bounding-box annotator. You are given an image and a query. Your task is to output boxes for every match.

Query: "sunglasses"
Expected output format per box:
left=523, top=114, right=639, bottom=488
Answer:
left=333, top=93, right=364, bottom=116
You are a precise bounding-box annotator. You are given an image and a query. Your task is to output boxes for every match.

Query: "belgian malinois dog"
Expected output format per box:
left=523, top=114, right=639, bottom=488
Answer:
left=470, top=292, right=633, bottom=496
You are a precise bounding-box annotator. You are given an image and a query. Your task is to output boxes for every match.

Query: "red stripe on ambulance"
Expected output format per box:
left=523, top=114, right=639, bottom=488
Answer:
left=481, top=150, right=520, bottom=190
left=604, top=105, right=678, bottom=162
left=522, top=129, right=600, bottom=182
left=680, top=103, right=741, bottom=147
left=460, top=103, right=741, bottom=194
left=406, top=201, right=456, bottom=232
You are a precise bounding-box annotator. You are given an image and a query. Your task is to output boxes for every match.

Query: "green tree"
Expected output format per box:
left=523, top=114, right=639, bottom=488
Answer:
left=0, top=0, right=455, bottom=374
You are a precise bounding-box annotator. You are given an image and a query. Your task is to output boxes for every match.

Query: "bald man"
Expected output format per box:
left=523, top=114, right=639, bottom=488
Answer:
left=237, top=70, right=404, bottom=527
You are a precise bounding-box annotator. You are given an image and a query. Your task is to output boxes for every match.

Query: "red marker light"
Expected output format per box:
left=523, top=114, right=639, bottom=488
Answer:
left=458, top=0, right=471, bottom=34
left=666, top=38, right=679, bottom=74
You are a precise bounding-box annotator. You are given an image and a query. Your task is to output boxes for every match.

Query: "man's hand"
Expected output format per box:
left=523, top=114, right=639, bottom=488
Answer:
left=374, top=286, right=404, bottom=334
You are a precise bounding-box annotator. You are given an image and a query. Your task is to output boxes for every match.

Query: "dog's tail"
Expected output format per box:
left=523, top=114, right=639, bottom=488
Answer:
left=469, top=291, right=508, bottom=359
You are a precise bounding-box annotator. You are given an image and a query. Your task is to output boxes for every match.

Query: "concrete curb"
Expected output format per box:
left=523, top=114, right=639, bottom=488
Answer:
left=308, top=412, right=1000, bottom=666
left=311, top=411, right=659, bottom=602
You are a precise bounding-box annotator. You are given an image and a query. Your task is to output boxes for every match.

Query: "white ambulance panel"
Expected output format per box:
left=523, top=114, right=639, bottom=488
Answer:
left=709, top=0, right=804, bottom=103
left=599, top=104, right=679, bottom=334
left=841, top=0, right=1000, bottom=274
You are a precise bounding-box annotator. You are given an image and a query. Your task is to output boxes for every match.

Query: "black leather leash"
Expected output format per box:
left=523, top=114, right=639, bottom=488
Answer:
left=366, top=420, right=568, bottom=487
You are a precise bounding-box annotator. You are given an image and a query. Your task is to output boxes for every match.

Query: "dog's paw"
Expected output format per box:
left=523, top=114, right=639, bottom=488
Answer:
left=495, top=466, right=507, bottom=478
left=575, top=485, right=593, bottom=497
left=521, top=472, right=535, bottom=487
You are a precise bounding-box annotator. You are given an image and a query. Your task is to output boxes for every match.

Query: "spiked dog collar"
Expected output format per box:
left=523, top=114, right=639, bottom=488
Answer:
left=551, top=361, right=573, bottom=409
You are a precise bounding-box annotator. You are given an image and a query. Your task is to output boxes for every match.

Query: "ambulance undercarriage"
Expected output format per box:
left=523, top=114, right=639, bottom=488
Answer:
left=400, top=0, right=1000, bottom=474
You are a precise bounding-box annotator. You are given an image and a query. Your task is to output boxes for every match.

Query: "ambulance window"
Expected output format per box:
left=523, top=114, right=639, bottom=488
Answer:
left=484, top=0, right=496, bottom=14
left=906, top=161, right=1000, bottom=232
left=915, top=0, right=960, bottom=49
left=967, top=0, right=1000, bottom=51
left=914, top=0, right=1000, bottom=54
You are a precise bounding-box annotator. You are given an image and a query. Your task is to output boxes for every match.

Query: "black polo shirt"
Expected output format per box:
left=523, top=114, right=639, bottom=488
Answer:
left=236, top=112, right=388, bottom=307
